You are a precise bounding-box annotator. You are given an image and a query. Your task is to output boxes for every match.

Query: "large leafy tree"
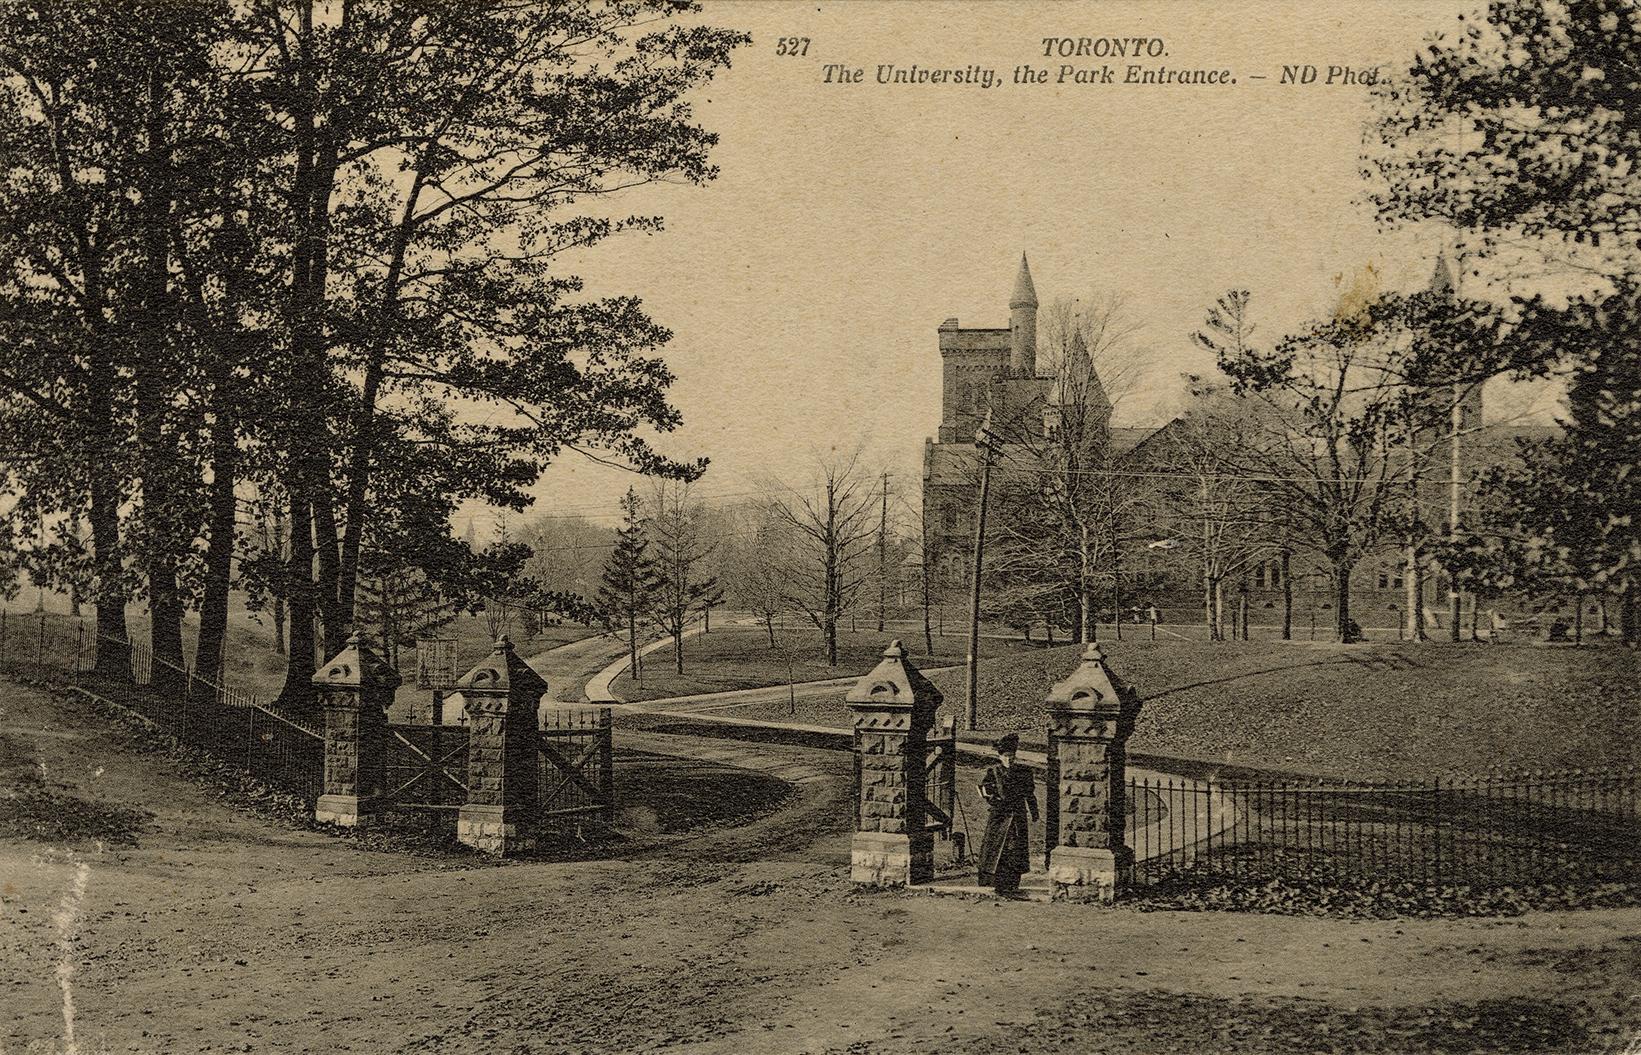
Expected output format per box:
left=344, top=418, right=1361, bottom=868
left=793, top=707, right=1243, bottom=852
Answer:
left=236, top=1, right=745, bottom=707
left=1370, top=0, right=1641, bottom=266
left=1454, top=286, right=1641, bottom=644
left=1370, top=0, right=1641, bottom=644
left=0, top=1, right=747, bottom=713
left=1208, top=286, right=1498, bottom=642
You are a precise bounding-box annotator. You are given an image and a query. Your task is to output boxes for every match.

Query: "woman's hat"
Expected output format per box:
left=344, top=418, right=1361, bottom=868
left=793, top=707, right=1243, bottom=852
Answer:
left=996, top=733, right=1019, bottom=755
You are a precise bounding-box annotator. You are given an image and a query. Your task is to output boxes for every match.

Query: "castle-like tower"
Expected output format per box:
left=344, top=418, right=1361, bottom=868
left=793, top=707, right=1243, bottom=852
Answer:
left=922, top=255, right=1108, bottom=588
left=1009, top=252, right=1038, bottom=376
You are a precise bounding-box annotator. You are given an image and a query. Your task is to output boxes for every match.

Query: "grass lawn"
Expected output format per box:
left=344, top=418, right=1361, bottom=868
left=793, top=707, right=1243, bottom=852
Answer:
left=8, top=591, right=604, bottom=709
left=716, top=638, right=1641, bottom=781
left=610, top=626, right=1043, bottom=702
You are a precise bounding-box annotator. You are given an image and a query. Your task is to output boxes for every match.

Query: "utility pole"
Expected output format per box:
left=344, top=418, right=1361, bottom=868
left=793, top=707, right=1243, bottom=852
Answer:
left=965, top=411, right=997, bottom=731
left=917, top=495, right=936, bottom=654
left=877, top=471, right=889, bottom=633
left=1449, top=385, right=1464, bottom=641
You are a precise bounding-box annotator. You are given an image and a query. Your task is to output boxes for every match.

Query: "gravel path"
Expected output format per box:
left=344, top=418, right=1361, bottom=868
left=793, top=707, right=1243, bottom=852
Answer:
left=4, top=680, right=1639, bottom=1054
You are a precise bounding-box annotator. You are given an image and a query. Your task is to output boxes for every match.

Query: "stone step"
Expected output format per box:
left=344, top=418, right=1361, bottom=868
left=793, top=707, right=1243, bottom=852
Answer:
left=922, top=858, right=1052, bottom=901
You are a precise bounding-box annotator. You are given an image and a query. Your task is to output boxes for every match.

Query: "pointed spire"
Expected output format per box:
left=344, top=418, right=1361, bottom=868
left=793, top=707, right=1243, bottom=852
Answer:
left=1429, top=253, right=1456, bottom=296
left=1063, top=329, right=1111, bottom=413
left=1010, top=252, right=1038, bottom=309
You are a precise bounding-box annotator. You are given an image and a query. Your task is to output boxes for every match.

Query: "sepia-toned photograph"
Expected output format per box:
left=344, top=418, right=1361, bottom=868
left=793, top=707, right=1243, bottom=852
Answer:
left=1, top=1, right=1638, bottom=1052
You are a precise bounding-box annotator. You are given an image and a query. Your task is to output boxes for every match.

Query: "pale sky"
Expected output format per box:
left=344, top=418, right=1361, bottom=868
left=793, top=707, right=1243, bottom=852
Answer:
left=467, top=1, right=1512, bottom=534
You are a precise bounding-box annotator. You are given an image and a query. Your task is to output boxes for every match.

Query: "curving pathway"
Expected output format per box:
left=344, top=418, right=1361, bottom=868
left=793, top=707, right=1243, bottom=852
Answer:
left=548, top=623, right=1241, bottom=885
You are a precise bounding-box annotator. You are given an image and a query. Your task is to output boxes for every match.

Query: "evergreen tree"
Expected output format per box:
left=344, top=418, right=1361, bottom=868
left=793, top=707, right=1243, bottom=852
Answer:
left=1447, top=285, right=1641, bottom=645
left=595, top=489, right=659, bottom=681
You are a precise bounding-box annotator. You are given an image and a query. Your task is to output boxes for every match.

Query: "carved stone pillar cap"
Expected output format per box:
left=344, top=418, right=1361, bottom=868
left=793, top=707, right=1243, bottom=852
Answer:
left=845, top=639, right=943, bottom=713
left=1045, top=643, right=1137, bottom=713
left=455, top=634, right=550, bottom=700
left=312, top=630, right=402, bottom=690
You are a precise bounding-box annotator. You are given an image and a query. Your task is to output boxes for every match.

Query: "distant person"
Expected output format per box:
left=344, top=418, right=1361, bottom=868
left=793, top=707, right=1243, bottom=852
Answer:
left=977, top=733, right=1038, bottom=897
left=1489, top=609, right=1509, bottom=643
left=1147, top=605, right=1160, bottom=625
left=1548, top=617, right=1571, bottom=642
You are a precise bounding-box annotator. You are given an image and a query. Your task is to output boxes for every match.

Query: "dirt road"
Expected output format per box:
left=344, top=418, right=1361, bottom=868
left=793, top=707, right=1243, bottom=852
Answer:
left=4, top=681, right=1639, bottom=1054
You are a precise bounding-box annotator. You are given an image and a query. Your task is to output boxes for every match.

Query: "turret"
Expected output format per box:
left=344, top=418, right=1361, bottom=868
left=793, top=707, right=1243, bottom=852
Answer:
left=1429, top=252, right=1483, bottom=428
left=1009, top=252, right=1038, bottom=377
left=1429, top=253, right=1456, bottom=297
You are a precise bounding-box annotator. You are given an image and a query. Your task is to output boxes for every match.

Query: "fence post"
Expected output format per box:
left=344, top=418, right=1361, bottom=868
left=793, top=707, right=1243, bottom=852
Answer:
left=844, top=639, right=941, bottom=887
left=1044, top=643, right=1142, bottom=903
left=598, top=708, right=615, bottom=823
left=311, top=631, right=400, bottom=827
left=37, top=612, right=46, bottom=671
left=455, top=635, right=547, bottom=856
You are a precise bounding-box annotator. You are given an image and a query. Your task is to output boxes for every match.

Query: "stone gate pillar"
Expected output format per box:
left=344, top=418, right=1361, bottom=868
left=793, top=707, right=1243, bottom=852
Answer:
left=456, top=636, right=547, bottom=855
left=1045, top=643, right=1141, bottom=903
left=312, top=631, right=400, bottom=827
left=846, top=639, right=941, bottom=887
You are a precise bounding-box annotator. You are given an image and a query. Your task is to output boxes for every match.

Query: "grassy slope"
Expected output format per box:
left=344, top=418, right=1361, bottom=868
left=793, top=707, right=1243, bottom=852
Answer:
left=716, top=638, right=1640, bottom=780
left=923, top=639, right=1641, bottom=780
left=17, top=592, right=601, bottom=707
left=611, top=627, right=1042, bottom=702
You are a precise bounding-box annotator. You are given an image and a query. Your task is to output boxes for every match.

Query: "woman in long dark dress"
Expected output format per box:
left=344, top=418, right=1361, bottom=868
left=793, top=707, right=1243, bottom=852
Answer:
left=977, top=733, right=1038, bottom=894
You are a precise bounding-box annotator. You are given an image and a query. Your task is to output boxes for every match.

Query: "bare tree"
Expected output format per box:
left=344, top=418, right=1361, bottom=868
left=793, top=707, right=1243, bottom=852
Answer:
left=1206, top=283, right=1474, bottom=642
left=1159, top=387, right=1281, bottom=640
left=722, top=504, right=794, bottom=648
left=771, top=451, right=880, bottom=666
left=986, top=293, right=1146, bottom=642
left=647, top=481, right=720, bottom=674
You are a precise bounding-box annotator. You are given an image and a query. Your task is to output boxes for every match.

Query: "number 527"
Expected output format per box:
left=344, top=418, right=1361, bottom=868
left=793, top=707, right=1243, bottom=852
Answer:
left=776, top=37, right=811, bottom=57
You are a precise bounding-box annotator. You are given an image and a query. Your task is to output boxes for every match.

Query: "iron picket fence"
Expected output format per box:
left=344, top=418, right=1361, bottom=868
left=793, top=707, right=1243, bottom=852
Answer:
left=0, top=620, right=324, bottom=805
left=1128, top=768, right=1641, bottom=889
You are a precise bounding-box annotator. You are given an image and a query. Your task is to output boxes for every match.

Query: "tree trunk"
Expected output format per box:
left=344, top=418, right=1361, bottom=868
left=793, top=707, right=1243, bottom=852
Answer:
left=1333, top=558, right=1355, bottom=643
left=1203, top=570, right=1217, bottom=642
left=1574, top=591, right=1585, bottom=646
left=628, top=609, right=639, bottom=681
left=1110, top=570, right=1123, bottom=642
left=673, top=625, right=684, bottom=675
left=1280, top=547, right=1293, bottom=641
left=278, top=486, right=318, bottom=719
left=135, top=59, right=185, bottom=692
left=87, top=452, right=130, bottom=677
left=312, top=491, right=344, bottom=656
left=1238, top=587, right=1250, bottom=642
left=193, top=439, right=236, bottom=682
left=1404, top=545, right=1421, bottom=641
left=765, top=617, right=777, bottom=649
left=1621, top=583, right=1639, bottom=649
left=1078, top=522, right=1094, bottom=644
left=1214, top=578, right=1225, bottom=642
